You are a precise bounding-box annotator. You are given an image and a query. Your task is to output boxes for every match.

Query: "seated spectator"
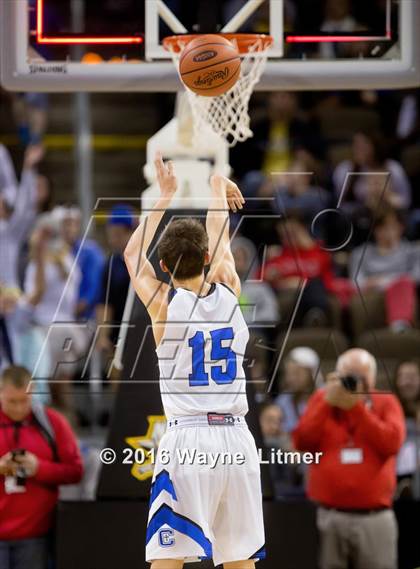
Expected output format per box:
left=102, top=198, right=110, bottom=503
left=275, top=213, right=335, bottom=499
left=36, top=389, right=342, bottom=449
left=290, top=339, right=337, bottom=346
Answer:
left=273, top=156, right=331, bottom=228
left=394, top=360, right=420, bottom=497
left=0, top=144, right=18, bottom=196
left=272, top=346, right=323, bottom=497
left=319, top=0, right=364, bottom=59
left=232, top=91, right=324, bottom=182
left=333, top=130, right=411, bottom=211
left=260, top=403, right=305, bottom=497
left=275, top=347, right=321, bottom=432
left=260, top=403, right=291, bottom=450
left=232, top=236, right=279, bottom=398
left=0, top=144, right=44, bottom=371
left=293, top=348, right=405, bottom=569
left=0, top=144, right=44, bottom=289
left=0, top=365, right=82, bottom=569
left=349, top=208, right=420, bottom=331
left=232, top=236, right=279, bottom=331
left=240, top=149, right=327, bottom=204
left=245, top=335, right=271, bottom=402
left=57, top=206, right=105, bottom=321
left=18, top=216, right=83, bottom=421
left=261, top=213, right=334, bottom=326
left=17, top=166, right=54, bottom=289
left=96, top=205, right=136, bottom=369
left=0, top=227, right=48, bottom=400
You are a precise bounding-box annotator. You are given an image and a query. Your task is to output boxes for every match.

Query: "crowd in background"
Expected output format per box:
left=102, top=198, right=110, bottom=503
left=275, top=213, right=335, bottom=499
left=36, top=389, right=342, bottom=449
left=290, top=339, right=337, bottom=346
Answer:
left=0, top=135, right=137, bottom=424
left=0, top=2, right=418, bottom=568
left=1, top=81, right=420, bottom=501
left=1, top=0, right=420, bottom=506
left=231, top=87, right=420, bottom=499
left=232, top=88, right=420, bottom=338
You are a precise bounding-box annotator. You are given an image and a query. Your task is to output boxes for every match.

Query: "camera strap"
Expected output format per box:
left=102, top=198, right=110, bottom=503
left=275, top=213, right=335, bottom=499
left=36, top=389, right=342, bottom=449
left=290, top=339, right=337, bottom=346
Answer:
left=31, top=403, right=59, bottom=463
left=0, top=404, right=59, bottom=462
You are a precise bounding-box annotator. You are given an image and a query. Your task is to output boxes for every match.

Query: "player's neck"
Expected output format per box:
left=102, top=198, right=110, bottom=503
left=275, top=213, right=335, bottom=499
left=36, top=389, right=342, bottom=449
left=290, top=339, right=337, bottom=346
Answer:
left=172, top=274, right=209, bottom=296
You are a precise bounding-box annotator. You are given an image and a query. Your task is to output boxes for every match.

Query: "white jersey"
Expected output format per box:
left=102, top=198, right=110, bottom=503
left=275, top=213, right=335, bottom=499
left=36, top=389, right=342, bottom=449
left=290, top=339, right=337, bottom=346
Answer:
left=156, top=282, right=250, bottom=419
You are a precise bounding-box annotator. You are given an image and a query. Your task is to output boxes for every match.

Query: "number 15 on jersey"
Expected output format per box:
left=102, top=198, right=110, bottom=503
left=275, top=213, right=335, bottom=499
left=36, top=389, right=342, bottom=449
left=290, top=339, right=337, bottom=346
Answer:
left=188, top=327, right=237, bottom=386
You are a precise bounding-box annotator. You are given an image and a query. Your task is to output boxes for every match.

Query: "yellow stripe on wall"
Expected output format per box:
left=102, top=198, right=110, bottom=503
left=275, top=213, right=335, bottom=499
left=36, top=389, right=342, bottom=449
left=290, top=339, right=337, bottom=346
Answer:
left=0, top=134, right=148, bottom=150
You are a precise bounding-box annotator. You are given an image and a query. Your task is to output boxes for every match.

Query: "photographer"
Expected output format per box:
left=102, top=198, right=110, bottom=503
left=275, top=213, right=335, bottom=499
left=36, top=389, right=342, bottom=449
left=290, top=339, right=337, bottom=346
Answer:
left=0, top=365, right=83, bottom=569
left=293, top=348, right=405, bottom=569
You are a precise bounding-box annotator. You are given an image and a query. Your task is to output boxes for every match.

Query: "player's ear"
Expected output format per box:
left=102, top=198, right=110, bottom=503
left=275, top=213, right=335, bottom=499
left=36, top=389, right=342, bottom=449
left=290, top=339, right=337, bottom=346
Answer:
left=159, top=259, right=169, bottom=273
left=204, top=251, right=210, bottom=266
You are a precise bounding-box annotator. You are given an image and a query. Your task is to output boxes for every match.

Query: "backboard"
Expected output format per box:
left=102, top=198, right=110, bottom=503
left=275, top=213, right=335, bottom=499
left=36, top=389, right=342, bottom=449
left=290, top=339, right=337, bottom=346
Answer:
left=1, top=0, right=419, bottom=92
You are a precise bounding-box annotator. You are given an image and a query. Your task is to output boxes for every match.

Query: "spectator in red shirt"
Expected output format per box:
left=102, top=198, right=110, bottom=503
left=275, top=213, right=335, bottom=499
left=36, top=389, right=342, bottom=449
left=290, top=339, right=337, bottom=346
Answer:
left=293, top=348, right=405, bottom=569
left=0, top=365, right=83, bottom=569
left=261, top=213, right=334, bottom=326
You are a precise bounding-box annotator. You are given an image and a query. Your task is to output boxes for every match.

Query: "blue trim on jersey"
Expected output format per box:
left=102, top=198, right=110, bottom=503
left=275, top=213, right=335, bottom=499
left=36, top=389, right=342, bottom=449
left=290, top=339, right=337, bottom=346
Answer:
left=204, top=282, right=216, bottom=297
left=168, top=287, right=177, bottom=305
left=249, top=545, right=266, bottom=560
left=146, top=503, right=213, bottom=558
left=149, top=469, right=178, bottom=507
left=176, top=282, right=216, bottom=299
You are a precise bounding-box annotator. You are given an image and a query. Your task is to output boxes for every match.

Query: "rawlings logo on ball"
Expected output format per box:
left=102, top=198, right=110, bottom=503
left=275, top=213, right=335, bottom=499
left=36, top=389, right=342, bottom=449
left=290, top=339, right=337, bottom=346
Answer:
left=192, top=50, right=217, bottom=62
left=193, top=67, right=229, bottom=87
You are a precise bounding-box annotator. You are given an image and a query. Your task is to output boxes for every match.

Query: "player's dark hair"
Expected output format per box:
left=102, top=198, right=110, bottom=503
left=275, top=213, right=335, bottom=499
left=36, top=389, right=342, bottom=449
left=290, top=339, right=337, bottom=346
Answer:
left=0, top=366, right=31, bottom=389
left=158, top=218, right=208, bottom=280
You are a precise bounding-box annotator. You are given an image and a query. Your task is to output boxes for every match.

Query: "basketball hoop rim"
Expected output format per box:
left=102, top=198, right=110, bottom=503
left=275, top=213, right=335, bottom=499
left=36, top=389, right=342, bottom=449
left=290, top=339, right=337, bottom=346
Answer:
left=163, top=33, right=273, bottom=55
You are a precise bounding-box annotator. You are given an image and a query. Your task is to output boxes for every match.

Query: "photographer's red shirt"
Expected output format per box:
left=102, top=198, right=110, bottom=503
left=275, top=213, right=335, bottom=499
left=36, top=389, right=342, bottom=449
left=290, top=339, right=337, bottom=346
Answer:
left=0, top=406, right=83, bottom=540
left=292, top=388, right=405, bottom=509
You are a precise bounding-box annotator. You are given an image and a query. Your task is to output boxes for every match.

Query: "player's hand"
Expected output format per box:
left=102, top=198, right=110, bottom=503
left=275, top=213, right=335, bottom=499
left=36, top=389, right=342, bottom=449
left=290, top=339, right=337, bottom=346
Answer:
left=210, top=174, right=245, bottom=212
left=154, top=151, right=177, bottom=198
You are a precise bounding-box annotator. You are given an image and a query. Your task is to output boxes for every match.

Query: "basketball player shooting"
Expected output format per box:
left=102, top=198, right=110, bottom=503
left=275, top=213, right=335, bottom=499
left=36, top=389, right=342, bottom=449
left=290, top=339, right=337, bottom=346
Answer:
left=124, top=152, right=265, bottom=568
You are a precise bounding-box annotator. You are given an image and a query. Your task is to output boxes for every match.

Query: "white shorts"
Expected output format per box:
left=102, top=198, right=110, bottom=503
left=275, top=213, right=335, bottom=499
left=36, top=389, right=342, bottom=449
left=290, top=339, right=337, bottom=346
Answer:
left=146, top=415, right=265, bottom=566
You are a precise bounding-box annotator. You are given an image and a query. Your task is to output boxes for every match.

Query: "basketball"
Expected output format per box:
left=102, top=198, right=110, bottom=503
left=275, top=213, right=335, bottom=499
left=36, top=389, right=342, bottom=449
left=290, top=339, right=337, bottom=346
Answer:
left=179, top=34, right=241, bottom=97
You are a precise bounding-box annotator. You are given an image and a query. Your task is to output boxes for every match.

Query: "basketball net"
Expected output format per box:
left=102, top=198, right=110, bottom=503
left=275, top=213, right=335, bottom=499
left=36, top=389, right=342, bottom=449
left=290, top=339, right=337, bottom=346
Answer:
left=165, top=35, right=272, bottom=147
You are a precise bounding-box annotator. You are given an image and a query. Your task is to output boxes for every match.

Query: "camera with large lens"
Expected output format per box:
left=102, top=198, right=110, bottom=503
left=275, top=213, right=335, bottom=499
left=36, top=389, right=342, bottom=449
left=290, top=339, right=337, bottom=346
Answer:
left=11, top=448, right=27, bottom=487
left=340, top=374, right=361, bottom=393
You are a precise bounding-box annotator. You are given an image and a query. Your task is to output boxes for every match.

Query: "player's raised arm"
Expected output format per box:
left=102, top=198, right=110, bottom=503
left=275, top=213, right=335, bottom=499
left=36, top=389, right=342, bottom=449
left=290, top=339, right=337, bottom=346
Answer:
left=124, top=152, right=177, bottom=315
left=206, top=174, right=244, bottom=297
